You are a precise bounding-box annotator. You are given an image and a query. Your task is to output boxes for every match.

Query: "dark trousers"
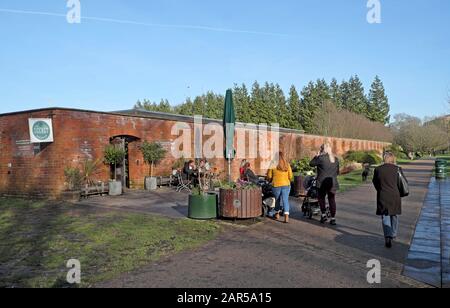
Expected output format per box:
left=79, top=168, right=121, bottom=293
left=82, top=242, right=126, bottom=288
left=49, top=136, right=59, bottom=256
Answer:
left=318, top=190, right=337, bottom=218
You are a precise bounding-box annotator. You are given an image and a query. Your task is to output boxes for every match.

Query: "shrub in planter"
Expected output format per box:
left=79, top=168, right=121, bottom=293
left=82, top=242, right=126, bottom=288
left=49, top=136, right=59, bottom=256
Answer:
left=290, top=157, right=315, bottom=175
left=141, top=141, right=167, bottom=190
left=104, top=145, right=126, bottom=196
left=64, top=167, right=82, bottom=191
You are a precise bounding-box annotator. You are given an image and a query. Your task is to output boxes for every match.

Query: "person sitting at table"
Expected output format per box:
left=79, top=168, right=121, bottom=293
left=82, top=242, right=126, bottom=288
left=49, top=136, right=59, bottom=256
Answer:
left=183, top=160, right=198, bottom=183
left=243, top=162, right=260, bottom=185
left=198, top=159, right=211, bottom=172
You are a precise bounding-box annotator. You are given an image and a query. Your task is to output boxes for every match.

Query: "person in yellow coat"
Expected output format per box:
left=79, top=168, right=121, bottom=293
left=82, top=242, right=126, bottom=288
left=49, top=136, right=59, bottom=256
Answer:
left=267, top=152, right=294, bottom=223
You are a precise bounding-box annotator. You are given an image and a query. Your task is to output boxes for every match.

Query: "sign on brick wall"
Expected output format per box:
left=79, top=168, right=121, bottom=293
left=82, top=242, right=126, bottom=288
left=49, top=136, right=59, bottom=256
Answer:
left=29, top=119, right=54, bottom=143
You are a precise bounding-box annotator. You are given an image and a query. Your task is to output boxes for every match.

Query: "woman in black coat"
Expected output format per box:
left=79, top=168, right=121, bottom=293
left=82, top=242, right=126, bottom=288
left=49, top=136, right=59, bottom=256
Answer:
left=310, top=143, right=340, bottom=225
left=372, top=152, right=405, bottom=248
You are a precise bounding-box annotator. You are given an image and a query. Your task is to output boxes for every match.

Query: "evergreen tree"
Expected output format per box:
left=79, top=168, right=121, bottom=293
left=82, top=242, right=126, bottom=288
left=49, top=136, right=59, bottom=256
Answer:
left=250, top=81, right=264, bottom=124
left=300, top=79, right=331, bottom=133
left=368, top=76, right=390, bottom=124
left=274, top=83, right=288, bottom=128
left=330, top=78, right=343, bottom=109
left=203, top=92, right=224, bottom=119
left=175, top=97, right=194, bottom=116
left=346, top=75, right=369, bottom=116
left=287, top=85, right=302, bottom=130
left=233, top=83, right=251, bottom=123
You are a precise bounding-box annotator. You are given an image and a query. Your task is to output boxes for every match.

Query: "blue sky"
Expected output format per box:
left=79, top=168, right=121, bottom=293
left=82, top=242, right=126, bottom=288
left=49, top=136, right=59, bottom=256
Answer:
left=0, top=0, right=449, bottom=119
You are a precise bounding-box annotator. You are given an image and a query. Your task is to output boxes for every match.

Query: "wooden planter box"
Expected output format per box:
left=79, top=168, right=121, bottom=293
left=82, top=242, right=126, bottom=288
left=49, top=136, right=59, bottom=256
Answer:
left=219, top=188, right=262, bottom=219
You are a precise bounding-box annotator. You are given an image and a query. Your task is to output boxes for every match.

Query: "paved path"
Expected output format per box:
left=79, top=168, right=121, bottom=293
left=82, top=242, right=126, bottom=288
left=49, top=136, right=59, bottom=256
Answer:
left=97, top=160, right=436, bottom=288
left=404, top=178, right=450, bottom=287
left=78, top=189, right=190, bottom=218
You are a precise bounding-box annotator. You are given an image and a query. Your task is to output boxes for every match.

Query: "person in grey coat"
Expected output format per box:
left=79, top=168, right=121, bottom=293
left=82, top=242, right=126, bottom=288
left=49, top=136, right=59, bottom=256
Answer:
left=372, top=152, right=405, bottom=248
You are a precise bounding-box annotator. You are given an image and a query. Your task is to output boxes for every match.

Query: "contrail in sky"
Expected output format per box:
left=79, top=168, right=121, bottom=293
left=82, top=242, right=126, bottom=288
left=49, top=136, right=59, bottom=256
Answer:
left=0, top=8, right=294, bottom=38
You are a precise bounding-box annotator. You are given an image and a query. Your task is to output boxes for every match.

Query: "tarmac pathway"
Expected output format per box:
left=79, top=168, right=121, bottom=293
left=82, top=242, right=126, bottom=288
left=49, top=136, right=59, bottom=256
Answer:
left=97, top=160, right=435, bottom=288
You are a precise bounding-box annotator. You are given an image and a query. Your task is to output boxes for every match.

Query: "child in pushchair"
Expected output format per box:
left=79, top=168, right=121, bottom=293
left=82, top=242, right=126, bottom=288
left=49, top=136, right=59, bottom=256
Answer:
left=302, top=176, right=331, bottom=220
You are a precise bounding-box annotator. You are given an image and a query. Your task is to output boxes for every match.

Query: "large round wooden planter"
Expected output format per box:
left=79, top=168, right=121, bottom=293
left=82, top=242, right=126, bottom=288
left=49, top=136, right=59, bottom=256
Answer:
left=188, top=193, right=218, bottom=220
left=219, top=188, right=262, bottom=219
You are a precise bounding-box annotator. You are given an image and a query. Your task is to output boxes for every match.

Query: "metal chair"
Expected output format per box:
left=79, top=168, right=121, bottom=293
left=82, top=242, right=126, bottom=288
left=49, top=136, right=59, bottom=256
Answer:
left=175, top=170, right=192, bottom=193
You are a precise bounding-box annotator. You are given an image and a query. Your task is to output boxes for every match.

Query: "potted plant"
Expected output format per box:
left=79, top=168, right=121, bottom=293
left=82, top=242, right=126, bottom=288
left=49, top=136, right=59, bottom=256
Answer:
left=219, top=181, right=262, bottom=219
left=290, top=157, right=315, bottom=197
left=188, top=164, right=217, bottom=220
left=62, top=166, right=82, bottom=201
left=140, top=141, right=167, bottom=191
left=104, top=145, right=126, bottom=196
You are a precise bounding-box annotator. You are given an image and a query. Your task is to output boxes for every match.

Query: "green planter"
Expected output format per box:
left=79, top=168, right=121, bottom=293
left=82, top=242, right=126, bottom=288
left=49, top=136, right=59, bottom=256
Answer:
left=188, top=193, right=218, bottom=220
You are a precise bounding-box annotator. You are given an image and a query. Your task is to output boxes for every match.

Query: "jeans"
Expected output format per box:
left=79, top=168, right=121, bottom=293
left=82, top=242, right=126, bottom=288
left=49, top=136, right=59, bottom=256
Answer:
left=382, top=215, right=399, bottom=239
left=273, top=186, right=291, bottom=215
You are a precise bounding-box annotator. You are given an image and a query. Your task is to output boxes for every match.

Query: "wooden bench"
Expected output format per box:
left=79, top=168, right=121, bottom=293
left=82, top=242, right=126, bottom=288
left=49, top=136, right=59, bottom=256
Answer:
left=80, top=182, right=109, bottom=199
left=157, top=176, right=176, bottom=188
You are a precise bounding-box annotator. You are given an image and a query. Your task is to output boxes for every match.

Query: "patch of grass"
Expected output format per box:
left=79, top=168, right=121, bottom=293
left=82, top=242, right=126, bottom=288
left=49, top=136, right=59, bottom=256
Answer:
left=0, top=198, right=220, bottom=288
left=338, top=169, right=367, bottom=193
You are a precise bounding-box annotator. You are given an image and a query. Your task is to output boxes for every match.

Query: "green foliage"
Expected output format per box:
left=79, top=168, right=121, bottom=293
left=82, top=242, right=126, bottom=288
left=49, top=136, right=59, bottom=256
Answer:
left=140, top=141, right=166, bottom=166
left=104, top=145, right=126, bottom=180
left=385, top=144, right=409, bottom=160
left=134, top=76, right=391, bottom=137
left=82, top=159, right=102, bottom=186
left=291, top=158, right=315, bottom=175
left=368, top=76, right=390, bottom=124
left=64, top=167, right=82, bottom=191
left=344, top=151, right=382, bottom=165
left=104, top=145, right=126, bottom=166
left=343, top=75, right=369, bottom=117
left=141, top=141, right=167, bottom=177
left=300, top=79, right=331, bottom=133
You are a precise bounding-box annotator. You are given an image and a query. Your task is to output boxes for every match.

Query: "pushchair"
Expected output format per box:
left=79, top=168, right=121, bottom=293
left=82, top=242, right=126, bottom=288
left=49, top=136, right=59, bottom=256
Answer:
left=259, top=180, right=277, bottom=218
left=301, top=176, right=331, bottom=220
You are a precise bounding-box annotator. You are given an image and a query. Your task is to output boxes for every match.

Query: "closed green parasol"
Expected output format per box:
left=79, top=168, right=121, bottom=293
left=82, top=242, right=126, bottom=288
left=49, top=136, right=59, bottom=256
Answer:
left=223, top=89, right=236, bottom=182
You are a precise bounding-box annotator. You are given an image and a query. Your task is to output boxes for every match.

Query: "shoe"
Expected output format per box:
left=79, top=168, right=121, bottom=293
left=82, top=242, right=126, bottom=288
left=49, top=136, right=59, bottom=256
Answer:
left=320, top=215, right=328, bottom=224
left=330, top=219, right=337, bottom=226
left=274, top=213, right=280, bottom=221
left=284, top=214, right=289, bottom=224
left=385, top=238, right=392, bottom=248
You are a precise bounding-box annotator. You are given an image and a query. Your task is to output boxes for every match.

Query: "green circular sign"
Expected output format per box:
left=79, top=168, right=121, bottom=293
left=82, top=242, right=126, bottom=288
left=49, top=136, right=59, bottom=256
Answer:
left=32, top=121, right=51, bottom=140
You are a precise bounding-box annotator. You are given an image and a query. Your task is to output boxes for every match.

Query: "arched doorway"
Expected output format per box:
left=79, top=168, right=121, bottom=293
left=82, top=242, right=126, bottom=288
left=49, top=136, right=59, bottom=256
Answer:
left=110, top=135, right=140, bottom=189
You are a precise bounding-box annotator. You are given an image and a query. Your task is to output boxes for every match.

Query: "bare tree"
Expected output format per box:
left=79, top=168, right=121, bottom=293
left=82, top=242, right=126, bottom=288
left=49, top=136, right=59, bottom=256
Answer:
left=312, top=102, right=393, bottom=142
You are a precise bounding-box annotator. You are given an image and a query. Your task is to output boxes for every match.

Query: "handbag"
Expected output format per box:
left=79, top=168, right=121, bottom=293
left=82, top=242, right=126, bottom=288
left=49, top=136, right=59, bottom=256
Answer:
left=398, top=167, right=409, bottom=198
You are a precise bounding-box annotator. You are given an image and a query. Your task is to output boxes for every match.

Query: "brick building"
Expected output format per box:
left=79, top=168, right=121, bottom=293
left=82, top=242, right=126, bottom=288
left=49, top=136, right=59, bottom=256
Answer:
left=0, top=108, right=390, bottom=198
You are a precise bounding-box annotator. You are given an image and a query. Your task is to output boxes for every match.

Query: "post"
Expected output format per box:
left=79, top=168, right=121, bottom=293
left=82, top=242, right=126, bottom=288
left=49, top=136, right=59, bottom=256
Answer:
left=227, top=151, right=232, bottom=183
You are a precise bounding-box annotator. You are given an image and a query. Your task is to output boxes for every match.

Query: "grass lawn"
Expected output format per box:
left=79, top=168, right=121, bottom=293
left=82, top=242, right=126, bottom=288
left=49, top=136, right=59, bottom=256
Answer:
left=337, top=169, right=367, bottom=193
left=0, top=198, right=220, bottom=288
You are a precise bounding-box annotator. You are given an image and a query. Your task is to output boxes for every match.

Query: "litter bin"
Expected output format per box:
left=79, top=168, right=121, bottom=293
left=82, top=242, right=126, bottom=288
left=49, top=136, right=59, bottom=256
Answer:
left=435, top=159, right=447, bottom=179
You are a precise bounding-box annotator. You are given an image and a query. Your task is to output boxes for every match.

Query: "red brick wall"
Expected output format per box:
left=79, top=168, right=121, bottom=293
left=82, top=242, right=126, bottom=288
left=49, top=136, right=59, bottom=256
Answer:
left=0, top=109, right=391, bottom=198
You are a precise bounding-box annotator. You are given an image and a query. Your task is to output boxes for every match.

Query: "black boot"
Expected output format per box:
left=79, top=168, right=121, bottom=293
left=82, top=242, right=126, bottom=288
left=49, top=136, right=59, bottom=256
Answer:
left=320, top=214, right=328, bottom=224
left=330, top=218, right=337, bottom=226
left=385, top=237, right=392, bottom=248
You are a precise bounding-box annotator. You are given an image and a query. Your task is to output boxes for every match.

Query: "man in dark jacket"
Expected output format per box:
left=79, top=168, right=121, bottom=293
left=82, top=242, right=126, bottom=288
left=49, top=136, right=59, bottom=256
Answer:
left=372, top=152, right=404, bottom=248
